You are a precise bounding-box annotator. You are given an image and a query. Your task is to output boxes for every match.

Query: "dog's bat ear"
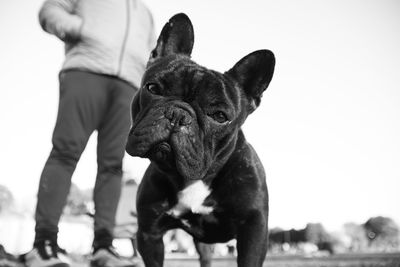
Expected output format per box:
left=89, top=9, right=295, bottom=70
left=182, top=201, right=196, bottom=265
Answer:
left=227, top=50, right=275, bottom=113
left=149, top=13, right=194, bottom=63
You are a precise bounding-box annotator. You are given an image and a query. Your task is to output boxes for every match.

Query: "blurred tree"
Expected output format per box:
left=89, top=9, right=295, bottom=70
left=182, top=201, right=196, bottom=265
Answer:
left=304, top=223, right=334, bottom=254
left=269, top=223, right=335, bottom=254
left=305, top=223, right=330, bottom=243
left=343, top=222, right=368, bottom=251
left=364, top=216, right=400, bottom=249
left=269, top=227, right=306, bottom=244
left=0, top=185, right=14, bottom=212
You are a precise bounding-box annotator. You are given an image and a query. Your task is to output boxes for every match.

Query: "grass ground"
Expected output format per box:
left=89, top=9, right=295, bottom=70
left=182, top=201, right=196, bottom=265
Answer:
left=69, top=253, right=400, bottom=267
left=163, top=253, right=400, bottom=267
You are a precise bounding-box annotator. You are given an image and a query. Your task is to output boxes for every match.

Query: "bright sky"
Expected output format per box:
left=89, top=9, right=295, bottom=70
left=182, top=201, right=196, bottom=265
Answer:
left=0, top=0, right=399, bottom=232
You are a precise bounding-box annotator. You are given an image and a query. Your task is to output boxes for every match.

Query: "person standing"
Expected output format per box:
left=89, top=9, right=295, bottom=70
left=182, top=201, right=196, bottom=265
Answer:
left=24, top=0, right=155, bottom=267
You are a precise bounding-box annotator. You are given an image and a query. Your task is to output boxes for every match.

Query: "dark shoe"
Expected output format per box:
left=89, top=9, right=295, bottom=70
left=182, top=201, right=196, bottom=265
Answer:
left=23, top=241, right=71, bottom=267
left=90, top=247, right=141, bottom=267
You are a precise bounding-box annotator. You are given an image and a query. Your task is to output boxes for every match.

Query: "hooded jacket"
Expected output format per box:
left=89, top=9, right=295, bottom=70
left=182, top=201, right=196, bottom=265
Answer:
left=39, top=0, right=156, bottom=88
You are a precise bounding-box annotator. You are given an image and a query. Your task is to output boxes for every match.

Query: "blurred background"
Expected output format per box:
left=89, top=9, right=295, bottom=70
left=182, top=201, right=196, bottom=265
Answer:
left=0, top=0, right=399, bottom=264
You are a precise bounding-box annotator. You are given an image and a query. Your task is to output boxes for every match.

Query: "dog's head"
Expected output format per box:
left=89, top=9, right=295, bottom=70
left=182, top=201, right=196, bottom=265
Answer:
left=126, top=13, right=275, bottom=183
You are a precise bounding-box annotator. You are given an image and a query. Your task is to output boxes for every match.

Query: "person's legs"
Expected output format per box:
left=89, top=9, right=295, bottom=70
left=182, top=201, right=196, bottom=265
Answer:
left=90, top=78, right=138, bottom=267
left=92, top=78, right=136, bottom=250
left=34, top=70, right=109, bottom=248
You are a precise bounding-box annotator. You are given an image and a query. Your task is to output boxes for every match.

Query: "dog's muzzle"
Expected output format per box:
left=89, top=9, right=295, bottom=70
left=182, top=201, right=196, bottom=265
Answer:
left=126, top=102, right=196, bottom=164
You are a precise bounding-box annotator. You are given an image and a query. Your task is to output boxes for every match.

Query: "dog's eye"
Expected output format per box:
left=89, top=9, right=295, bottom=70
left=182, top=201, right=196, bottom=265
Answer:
left=208, top=111, right=229, bottom=124
left=145, top=83, right=160, bottom=95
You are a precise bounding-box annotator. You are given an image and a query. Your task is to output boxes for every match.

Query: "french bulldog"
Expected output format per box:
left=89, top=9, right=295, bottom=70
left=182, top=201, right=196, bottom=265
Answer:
left=126, top=13, right=275, bottom=267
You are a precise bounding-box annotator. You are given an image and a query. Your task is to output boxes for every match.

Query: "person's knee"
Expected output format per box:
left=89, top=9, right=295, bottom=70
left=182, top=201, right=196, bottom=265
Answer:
left=51, top=133, right=88, bottom=162
left=49, top=143, right=84, bottom=166
left=98, top=164, right=123, bottom=176
left=98, top=159, right=123, bottom=176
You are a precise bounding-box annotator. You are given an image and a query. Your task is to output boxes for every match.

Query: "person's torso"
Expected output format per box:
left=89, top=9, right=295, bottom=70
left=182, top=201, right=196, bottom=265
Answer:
left=63, top=0, right=155, bottom=87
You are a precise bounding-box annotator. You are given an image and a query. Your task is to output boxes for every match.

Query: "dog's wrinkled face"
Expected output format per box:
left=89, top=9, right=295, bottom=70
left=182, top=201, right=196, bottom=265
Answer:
left=126, top=14, right=275, bottom=184
left=126, top=56, right=242, bottom=183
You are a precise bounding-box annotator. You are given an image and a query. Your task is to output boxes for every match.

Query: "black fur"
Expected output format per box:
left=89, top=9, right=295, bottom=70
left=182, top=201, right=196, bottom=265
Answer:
left=126, top=13, right=275, bottom=267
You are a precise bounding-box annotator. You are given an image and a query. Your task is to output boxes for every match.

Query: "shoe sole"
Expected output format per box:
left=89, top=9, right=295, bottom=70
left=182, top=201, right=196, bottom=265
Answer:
left=90, top=262, right=136, bottom=267
left=48, top=263, right=70, bottom=267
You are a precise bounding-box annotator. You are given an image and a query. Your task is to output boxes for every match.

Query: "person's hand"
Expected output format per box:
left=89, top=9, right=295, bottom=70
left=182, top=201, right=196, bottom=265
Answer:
left=54, top=15, right=82, bottom=43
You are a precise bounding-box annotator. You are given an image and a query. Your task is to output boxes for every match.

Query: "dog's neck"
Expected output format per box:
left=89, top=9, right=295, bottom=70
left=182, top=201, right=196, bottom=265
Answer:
left=167, top=130, right=247, bottom=218
left=167, top=180, right=213, bottom=217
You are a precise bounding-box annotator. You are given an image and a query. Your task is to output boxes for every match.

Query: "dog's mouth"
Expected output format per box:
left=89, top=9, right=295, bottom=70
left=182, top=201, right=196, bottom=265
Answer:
left=146, top=141, right=172, bottom=162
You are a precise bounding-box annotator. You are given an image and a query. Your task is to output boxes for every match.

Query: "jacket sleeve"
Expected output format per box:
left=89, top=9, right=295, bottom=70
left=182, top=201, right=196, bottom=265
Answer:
left=38, top=0, right=83, bottom=41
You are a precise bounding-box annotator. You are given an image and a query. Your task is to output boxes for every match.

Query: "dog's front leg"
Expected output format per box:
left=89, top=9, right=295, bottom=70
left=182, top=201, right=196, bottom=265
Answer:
left=236, top=211, right=269, bottom=267
left=137, top=229, right=164, bottom=267
left=194, top=240, right=213, bottom=267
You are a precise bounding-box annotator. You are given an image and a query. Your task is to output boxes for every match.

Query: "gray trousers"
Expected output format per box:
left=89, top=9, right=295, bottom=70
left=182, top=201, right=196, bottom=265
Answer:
left=35, top=70, right=136, bottom=243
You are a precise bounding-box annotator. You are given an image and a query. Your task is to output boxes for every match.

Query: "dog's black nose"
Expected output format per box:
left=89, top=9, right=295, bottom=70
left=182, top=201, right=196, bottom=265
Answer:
left=164, top=106, right=192, bottom=127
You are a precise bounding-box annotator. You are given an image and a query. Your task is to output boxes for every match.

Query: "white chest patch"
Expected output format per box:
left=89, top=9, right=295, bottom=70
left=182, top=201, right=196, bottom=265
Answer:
left=167, top=180, right=213, bottom=217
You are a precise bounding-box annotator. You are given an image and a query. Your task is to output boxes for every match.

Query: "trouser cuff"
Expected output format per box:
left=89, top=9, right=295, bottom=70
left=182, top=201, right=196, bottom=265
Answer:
left=34, top=228, right=58, bottom=247
left=93, top=228, right=114, bottom=252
